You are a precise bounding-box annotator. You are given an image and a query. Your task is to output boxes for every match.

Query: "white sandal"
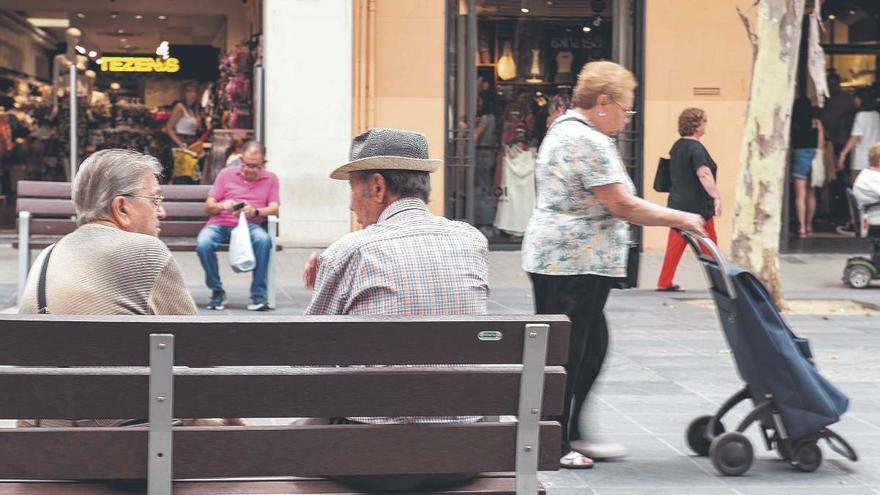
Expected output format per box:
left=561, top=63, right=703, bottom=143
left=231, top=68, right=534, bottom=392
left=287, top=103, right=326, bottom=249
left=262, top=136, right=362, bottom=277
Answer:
left=560, top=450, right=594, bottom=469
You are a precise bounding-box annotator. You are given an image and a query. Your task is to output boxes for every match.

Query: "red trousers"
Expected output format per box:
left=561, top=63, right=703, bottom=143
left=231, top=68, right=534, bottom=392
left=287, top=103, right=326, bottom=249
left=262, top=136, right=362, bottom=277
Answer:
left=657, top=217, right=717, bottom=288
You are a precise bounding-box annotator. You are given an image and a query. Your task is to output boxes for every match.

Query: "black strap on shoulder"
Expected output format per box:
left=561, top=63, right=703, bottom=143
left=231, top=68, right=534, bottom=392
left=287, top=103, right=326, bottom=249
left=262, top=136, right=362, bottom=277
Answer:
left=37, top=244, right=56, bottom=315
left=552, top=116, right=589, bottom=128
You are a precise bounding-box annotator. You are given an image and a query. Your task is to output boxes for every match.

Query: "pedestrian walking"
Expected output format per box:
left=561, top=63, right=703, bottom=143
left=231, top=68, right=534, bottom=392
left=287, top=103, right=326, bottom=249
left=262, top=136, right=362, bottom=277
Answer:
left=657, top=107, right=721, bottom=290
left=521, top=61, right=706, bottom=469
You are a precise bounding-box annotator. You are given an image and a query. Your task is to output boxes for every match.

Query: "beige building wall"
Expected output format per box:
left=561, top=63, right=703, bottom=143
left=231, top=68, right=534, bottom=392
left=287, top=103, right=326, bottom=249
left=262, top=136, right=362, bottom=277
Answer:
left=642, top=0, right=754, bottom=253
left=354, top=0, right=446, bottom=216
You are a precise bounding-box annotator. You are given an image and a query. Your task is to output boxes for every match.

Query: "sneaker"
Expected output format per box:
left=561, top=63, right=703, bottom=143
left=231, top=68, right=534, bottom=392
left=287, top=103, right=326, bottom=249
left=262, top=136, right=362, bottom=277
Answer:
left=835, top=224, right=855, bottom=236
left=206, top=290, right=226, bottom=310
left=247, top=301, right=272, bottom=311
left=569, top=440, right=628, bottom=461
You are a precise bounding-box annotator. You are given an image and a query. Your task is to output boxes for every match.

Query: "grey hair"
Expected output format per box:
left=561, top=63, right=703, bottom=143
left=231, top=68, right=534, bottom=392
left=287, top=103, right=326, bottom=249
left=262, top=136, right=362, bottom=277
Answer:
left=241, top=140, right=266, bottom=156
left=72, top=149, right=163, bottom=226
left=352, top=169, right=431, bottom=202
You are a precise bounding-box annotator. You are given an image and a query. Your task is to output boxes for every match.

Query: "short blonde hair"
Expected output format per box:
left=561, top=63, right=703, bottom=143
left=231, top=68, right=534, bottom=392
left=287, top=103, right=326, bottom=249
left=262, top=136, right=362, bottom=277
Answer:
left=869, top=142, right=880, bottom=168
left=678, top=107, right=707, bottom=137
left=572, top=61, right=637, bottom=110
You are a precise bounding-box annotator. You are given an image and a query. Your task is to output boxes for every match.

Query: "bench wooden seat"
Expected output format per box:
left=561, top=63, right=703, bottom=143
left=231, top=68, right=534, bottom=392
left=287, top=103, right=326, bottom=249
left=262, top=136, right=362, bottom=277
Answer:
left=0, top=314, right=569, bottom=494
left=14, top=180, right=280, bottom=308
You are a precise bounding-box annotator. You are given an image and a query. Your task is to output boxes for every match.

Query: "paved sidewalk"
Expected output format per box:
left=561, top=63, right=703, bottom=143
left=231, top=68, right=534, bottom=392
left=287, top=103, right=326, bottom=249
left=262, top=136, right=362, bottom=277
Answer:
left=0, top=244, right=878, bottom=493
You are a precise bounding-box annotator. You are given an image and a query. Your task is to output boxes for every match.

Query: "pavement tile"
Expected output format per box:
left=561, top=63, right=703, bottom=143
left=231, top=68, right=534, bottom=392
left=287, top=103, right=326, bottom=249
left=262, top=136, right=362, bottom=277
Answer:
left=590, top=489, right=737, bottom=495
left=569, top=457, right=723, bottom=488
left=538, top=469, right=589, bottom=489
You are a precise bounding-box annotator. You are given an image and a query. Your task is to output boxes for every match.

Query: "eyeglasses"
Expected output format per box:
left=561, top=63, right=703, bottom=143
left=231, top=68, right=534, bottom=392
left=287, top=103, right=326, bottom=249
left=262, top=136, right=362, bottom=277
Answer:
left=121, top=193, right=165, bottom=209
left=612, top=99, right=637, bottom=118
left=241, top=161, right=266, bottom=169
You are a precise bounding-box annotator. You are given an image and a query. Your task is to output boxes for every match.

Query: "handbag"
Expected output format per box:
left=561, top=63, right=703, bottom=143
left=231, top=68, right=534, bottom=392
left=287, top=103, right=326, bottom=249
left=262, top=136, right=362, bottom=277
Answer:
left=653, top=157, right=671, bottom=193
left=229, top=212, right=257, bottom=273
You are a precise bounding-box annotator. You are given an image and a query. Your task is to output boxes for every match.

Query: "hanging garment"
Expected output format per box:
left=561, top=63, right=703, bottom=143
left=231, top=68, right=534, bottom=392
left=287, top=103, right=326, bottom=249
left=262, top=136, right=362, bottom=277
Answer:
left=494, top=144, right=537, bottom=236
left=497, top=42, right=517, bottom=81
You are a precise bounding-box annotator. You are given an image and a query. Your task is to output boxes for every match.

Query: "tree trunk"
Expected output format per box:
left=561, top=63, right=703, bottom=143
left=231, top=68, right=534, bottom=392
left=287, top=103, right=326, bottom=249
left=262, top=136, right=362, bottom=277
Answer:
left=731, top=0, right=806, bottom=307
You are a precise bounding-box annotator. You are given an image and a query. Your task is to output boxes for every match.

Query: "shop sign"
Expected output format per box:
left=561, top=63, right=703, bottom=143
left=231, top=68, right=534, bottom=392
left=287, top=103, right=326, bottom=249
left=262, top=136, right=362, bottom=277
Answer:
left=100, top=57, right=180, bottom=73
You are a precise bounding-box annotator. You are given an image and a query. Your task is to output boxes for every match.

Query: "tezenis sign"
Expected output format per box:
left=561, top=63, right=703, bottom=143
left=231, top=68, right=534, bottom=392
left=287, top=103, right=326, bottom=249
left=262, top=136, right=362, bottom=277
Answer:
left=100, top=57, right=181, bottom=73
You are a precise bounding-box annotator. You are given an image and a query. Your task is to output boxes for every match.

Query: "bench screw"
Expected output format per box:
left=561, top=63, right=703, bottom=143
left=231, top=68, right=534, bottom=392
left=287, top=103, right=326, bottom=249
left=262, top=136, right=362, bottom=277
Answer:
left=157, top=396, right=166, bottom=402
left=529, top=332, right=537, bottom=338
left=531, top=408, right=539, bottom=414
left=524, top=446, right=532, bottom=452
left=158, top=343, right=167, bottom=349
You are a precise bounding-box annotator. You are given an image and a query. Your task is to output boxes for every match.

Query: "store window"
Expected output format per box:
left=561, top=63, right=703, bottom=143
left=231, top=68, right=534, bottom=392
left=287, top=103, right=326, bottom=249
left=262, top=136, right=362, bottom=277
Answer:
left=446, top=0, right=642, bottom=245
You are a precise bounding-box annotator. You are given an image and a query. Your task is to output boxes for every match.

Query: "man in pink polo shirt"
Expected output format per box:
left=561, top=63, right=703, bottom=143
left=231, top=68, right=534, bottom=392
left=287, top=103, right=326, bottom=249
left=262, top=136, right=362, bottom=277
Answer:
left=196, top=141, right=280, bottom=311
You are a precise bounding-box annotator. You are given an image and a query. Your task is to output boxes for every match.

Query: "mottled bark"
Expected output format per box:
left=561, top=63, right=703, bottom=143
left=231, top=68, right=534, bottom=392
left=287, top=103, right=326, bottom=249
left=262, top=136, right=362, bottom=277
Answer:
left=731, top=0, right=806, bottom=308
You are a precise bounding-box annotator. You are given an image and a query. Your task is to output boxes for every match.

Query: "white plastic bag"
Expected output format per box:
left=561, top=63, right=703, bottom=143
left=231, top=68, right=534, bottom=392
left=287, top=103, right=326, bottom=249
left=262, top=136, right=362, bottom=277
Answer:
left=229, top=212, right=256, bottom=273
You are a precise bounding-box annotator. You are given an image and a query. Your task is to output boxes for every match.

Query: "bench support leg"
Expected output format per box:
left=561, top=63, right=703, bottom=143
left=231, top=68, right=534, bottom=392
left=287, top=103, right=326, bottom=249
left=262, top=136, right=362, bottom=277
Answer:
left=516, top=323, right=549, bottom=495
left=149, top=334, right=175, bottom=495
left=267, top=215, right=279, bottom=309
left=17, top=211, right=30, bottom=307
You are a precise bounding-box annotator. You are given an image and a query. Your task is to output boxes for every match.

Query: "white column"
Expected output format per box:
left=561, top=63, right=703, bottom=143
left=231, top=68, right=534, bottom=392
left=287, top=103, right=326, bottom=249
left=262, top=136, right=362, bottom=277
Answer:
left=264, top=0, right=353, bottom=247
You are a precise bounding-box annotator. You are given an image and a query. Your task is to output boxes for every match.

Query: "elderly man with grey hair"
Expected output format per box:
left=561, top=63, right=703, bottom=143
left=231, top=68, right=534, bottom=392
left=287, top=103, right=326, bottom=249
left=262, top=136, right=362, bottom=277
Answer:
left=302, top=128, right=489, bottom=492
left=19, top=148, right=197, bottom=315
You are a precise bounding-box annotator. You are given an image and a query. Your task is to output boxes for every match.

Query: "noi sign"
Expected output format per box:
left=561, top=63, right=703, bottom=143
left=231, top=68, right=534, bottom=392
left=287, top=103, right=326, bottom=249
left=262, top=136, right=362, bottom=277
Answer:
left=100, top=57, right=181, bottom=73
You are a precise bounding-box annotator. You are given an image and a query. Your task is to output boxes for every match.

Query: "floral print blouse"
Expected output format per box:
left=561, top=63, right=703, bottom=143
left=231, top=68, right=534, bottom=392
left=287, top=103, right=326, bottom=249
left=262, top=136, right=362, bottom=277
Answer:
left=521, top=110, right=635, bottom=277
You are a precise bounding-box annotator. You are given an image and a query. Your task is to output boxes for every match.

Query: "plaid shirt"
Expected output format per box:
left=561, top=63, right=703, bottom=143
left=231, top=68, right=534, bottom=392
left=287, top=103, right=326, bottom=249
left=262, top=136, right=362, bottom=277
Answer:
left=306, top=198, right=489, bottom=424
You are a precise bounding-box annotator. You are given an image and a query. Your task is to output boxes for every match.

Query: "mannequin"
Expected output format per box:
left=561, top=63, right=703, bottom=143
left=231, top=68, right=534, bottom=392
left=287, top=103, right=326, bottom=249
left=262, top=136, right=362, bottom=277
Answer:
left=555, top=51, right=574, bottom=83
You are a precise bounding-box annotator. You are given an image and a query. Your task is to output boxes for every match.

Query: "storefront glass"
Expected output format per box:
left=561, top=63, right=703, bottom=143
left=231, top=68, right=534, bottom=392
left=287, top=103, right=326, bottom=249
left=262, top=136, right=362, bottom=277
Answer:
left=445, top=0, right=643, bottom=246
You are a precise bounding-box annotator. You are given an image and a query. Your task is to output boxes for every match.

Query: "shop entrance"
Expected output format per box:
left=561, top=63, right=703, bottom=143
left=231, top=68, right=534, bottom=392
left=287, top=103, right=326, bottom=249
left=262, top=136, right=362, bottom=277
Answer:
left=444, top=0, right=645, bottom=249
left=0, top=1, right=261, bottom=229
left=784, top=0, right=879, bottom=253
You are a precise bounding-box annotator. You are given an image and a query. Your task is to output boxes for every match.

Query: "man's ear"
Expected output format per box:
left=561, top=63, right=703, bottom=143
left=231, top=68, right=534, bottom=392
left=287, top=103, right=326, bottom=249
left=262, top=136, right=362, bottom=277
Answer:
left=371, top=172, right=387, bottom=202
left=110, top=196, right=130, bottom=228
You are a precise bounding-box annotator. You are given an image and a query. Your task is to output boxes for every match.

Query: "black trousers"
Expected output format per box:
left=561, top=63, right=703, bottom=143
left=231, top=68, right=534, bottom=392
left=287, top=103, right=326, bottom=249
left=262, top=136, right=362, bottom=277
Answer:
left=529, top=273, right=612, bottom=455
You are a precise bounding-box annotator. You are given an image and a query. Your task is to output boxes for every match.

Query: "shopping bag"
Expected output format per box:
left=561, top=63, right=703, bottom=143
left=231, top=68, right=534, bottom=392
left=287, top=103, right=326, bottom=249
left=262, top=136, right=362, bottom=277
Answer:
left=172, top=147, right=201, bottom=181
left=229, top=212, right=256, bottom=273
left=653, top=157, right=671, bottom=193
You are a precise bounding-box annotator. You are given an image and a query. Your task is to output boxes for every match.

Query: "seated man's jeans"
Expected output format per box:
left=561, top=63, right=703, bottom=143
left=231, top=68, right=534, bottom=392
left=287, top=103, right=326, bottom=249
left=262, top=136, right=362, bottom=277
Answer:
left=196, top=223, right=272, bottom=303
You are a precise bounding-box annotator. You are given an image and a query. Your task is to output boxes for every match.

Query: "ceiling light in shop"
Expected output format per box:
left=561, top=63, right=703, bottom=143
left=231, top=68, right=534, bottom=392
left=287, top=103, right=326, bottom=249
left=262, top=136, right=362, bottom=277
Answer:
left=582, top=26, right=591, bottom=32
left=117, top=28, right=125, bottom=34
left=124, top=44, right=132, bottom=49
left=828, top=14, right=836, bottom=20
left=158, top=15, right=167, bottom=20
left=95, top=58, right=103, bottom=64
left=75, top=45, right=86, bottom=54
left=134, top=14, right=143, bottom=20
left=111, top=12, right=118, bottom=19
left=119, top=38, right=128, bottom=42
left=88, top=50, right=97, bottom=57
left=521, top=8, right=529, bottom=13
left=849, top=10, right=856, bottom=15
left=27, top=17, right=69, bottom=27
left=110, top=82, right=121, bottom=90
left=76, top=12, right=85, bottom=19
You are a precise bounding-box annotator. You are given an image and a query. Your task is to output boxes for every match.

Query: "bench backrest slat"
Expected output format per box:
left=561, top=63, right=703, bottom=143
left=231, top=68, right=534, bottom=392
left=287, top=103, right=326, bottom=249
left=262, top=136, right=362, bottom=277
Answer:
left=0, top=315, right=570, bottom=367
left=0, top=366, right=566, bottom=419
left=0, top=423, right=560, bottom=479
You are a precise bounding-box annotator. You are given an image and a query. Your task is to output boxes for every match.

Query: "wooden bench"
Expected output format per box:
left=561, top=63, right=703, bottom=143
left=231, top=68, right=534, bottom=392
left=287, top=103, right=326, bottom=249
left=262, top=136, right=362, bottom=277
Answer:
left=0, top=314, right=569, bottom=494
left=14, top=180, right=280, bottom=308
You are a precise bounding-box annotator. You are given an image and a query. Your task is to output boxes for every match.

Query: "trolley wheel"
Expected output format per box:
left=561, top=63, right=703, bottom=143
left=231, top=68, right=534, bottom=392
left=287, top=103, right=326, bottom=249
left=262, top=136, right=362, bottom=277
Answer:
left=686, top=415, right=725, bottom=457
left=709, top=432, right=754, bottom=476
left=791, top=441, right=823, bottom=472
left=844, top=265, right=872, bottom=289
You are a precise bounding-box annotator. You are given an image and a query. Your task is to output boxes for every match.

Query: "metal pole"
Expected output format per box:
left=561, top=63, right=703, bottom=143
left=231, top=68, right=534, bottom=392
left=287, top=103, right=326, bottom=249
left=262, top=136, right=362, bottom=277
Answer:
left=69, top=63, right=77, bottom=180
left=465, top=0, right=476, bottom=225
left=515, top=323, right=549, bottom=495
left=148, top=334, right=174, bottom=495
left=254, top=63, right=264, bottom=143
left=17, top=211, right=30, bottom=306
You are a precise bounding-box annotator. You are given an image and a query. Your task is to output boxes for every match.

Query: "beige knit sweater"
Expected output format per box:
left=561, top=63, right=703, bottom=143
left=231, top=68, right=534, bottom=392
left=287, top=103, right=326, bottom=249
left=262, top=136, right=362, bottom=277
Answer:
left=19, top=223, right=197, bottom=316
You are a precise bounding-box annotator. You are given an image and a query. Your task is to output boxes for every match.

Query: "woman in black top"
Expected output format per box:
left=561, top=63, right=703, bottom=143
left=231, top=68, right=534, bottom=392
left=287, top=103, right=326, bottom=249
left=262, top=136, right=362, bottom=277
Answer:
left=790, top=97, right=824, bottom=237
left=657, top=108, right=721, bottom=291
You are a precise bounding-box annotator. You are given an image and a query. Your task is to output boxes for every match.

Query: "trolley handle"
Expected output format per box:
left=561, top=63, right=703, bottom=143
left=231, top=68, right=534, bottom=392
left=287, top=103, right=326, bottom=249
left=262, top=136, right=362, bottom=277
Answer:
left=674, top=229, right=738, bottom=300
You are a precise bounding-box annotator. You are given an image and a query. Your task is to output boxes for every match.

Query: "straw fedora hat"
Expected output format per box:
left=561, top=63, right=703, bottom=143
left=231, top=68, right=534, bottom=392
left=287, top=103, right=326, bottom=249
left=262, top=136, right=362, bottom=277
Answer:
left=330, top=128, right=442, bottom=180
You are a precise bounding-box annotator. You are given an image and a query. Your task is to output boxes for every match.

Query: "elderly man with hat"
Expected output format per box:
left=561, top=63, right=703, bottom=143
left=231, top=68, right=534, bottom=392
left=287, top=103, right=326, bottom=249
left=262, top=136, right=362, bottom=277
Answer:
left=304, top=128, right=489, bottom=316
left=302, top=128, right=489, bottom=492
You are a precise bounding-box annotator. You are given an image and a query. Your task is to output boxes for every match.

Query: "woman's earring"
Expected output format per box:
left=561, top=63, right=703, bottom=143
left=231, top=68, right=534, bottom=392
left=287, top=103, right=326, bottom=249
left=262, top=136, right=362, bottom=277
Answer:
left=597, top=112, right=606, bottom=117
